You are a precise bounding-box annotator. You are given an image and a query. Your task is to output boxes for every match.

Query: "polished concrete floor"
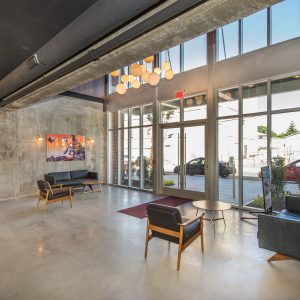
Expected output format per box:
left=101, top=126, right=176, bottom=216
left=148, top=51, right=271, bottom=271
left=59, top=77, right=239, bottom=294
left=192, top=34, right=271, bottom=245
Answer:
left=0, top=186, right=299, bottom=300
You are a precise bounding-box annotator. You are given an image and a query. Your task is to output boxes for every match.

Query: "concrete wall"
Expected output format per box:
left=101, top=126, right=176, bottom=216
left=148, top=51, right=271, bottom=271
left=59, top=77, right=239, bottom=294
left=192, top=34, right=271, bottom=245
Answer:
left=0, top=96, right=106, bottom=201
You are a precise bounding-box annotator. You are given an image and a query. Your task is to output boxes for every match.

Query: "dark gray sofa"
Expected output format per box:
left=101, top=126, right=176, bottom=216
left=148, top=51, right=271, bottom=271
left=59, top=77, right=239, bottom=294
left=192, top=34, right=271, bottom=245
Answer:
left=258, top=195, right=300, bottom=260
left=45, top=170, right=98, bottom=187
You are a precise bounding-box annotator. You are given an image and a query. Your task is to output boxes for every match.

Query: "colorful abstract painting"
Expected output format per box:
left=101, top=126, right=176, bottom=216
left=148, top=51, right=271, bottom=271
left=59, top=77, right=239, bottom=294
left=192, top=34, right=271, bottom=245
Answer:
left=46, top=134, right=85, bottom=162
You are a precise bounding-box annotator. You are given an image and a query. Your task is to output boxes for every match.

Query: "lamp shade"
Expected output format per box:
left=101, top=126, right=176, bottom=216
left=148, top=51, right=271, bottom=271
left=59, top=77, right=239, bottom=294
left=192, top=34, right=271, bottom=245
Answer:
left=130, top=64, right=142, bottom=76
left=116, top=83, right=127, bottom=95
left=132, top=79, right=141, bottom=89
left=144, top=56, right=154, bottom=63
left=141, top=71, right=150, bottom=82
left=140, top=65, right=146, bottom=74
left=162, top=61, right=171, bottom=71
left=154, top=67, right=161, bottom=75
left=121, top=74, right=128, bottom=83
left=165, top=69, right=174, bottom=80
left=148, top=72, right=160, bottom=86
left=111, top=70, right=120, bottom=77
left=128, top=75, right=134, bottom=83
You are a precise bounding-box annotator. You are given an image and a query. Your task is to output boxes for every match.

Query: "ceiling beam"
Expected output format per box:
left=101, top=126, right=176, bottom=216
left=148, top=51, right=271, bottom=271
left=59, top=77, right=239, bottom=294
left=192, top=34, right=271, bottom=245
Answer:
left=60, top=91, right=106, bottom=111
left=3, top=0, right=280, bottom=109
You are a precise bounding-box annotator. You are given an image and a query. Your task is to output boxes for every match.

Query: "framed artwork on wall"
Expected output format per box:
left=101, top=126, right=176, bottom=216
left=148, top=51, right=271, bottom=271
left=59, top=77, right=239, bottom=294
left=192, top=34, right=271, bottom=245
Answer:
left=46, top=134, right=85, bottom=162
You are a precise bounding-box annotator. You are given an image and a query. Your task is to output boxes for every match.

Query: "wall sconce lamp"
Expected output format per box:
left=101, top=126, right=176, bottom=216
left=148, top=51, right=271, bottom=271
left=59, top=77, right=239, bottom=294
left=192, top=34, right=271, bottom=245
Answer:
left=88, top=137, right=95, bottom=143
left=36, top=135, right=43, bottom=141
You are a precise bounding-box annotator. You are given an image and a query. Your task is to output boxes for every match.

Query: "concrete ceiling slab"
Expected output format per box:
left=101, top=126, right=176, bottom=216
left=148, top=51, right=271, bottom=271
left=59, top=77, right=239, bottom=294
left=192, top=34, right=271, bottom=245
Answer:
left=3, top=0, right=280, bottom=109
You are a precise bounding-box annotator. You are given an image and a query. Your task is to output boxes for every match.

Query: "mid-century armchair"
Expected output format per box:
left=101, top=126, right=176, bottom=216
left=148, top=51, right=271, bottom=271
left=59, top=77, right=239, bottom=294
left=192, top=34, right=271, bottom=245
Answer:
left=37, top=180, right=73, bottom=213
left=145, top=203, right=204, bottom=271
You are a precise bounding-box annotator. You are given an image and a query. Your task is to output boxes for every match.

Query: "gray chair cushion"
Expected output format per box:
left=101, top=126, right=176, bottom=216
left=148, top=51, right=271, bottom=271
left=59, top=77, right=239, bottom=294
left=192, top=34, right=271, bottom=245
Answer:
left=49, top=190, right=72, bottom=200
left=183, top=220, right=201, bottom=243
left=147, top=204, right=200, bottom=244
left=286, top=196, right=300, bottom=214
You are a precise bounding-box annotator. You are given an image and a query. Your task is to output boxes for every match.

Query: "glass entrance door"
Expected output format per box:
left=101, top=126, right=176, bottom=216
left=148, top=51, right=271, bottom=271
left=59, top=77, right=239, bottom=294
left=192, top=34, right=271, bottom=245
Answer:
left=162, top=127, right=180, bottom=189
left=184, top=125, right=205, bottom=193
left=162, top=124, right=206, bottom=197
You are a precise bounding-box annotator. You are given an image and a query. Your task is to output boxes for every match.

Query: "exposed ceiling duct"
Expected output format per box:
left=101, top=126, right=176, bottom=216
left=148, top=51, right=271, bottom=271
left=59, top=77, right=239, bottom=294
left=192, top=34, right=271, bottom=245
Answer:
left=0, top=0, right=165, bottom=101
left=0, top=0, right=280, bottom=109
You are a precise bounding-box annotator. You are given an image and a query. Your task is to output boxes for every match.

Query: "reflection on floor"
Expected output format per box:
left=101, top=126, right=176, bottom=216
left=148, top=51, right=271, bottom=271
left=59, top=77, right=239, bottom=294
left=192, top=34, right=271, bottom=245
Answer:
left=0, top=186, right=299, bottom=300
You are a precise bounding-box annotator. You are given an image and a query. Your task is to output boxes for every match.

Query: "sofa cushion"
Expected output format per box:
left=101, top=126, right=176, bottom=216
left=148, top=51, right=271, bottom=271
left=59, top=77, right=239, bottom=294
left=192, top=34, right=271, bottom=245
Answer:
left=70, top=170, right=89, bottom=179
left=48, top=171, right=71, bottom=181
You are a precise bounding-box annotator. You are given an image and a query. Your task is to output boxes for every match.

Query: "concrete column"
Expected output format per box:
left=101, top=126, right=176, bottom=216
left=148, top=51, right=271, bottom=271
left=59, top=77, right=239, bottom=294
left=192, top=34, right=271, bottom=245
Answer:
left=206, top=31, right=218, bottom=201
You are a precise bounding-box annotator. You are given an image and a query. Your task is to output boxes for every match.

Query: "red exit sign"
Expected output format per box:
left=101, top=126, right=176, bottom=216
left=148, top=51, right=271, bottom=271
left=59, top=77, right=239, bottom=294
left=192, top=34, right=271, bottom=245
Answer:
left=176, top=90, right=184, bottom=99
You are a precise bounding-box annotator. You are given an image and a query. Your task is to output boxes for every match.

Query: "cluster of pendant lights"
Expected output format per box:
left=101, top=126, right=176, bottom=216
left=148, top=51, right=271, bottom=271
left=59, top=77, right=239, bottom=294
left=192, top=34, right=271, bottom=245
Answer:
left=111, top=54, right=175, bottom=95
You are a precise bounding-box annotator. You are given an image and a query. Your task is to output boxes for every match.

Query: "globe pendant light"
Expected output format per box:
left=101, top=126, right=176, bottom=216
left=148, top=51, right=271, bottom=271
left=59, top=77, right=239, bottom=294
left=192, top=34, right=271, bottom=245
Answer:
left=121, top=74, right=128, bottom=83
left=111, top=70, right=120, bottom=77
left=144, top=56, right=154, bottom=63
left=162, top=61, right=171, bottom=71
left=130, top=63, right=142, bottom=77
left=148, top=72, right=160, bottom=86
left=154, top=67, right=161, bottom=75
left=165, top=69, right=174, bottom=80
left=128, top=75, right=134, bottom=83
left=140, top=65, right=146, bottom=74
left=132, top=79, right=141, bottom=89
left=141, top=71, right=150, bottom=82
left=116, top=83, right=127, bottom=95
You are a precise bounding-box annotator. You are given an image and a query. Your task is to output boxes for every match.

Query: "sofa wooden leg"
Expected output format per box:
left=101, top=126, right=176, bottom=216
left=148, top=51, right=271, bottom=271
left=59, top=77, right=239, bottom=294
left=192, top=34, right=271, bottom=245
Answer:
left=268, top=253, right=293, bottom=262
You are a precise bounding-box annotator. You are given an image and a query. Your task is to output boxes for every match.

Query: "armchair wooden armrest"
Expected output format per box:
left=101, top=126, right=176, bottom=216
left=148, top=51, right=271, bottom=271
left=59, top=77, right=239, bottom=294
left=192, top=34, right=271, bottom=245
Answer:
left=179, top=213, right=205, bottom=227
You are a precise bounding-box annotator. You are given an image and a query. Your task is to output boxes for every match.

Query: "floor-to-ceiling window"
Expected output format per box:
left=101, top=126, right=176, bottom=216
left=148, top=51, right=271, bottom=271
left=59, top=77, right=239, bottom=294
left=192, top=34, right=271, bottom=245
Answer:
left=217, top=88, right=239, bottom=205
left=217, top=75, right=300, bottom=210
left=270, top=75, right=300, bottom=210
left=216, top=0, right=300, bottom=62
left=108, top=105, right=153, bottom=190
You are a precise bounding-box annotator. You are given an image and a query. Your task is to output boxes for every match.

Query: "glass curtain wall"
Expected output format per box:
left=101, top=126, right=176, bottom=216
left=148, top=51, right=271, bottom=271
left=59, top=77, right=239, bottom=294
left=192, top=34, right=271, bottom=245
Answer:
left=217, top=0, right=300, bottom=62
left=271, top=76, right=300, bottom=210
left=108, top=105, right=153, bottom=190
left=217, top=75, right=300, bottom=211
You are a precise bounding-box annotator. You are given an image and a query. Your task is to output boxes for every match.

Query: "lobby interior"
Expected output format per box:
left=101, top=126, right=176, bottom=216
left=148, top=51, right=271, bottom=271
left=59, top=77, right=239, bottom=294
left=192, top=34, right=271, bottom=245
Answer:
left=1, top=0, right=300, bottom=299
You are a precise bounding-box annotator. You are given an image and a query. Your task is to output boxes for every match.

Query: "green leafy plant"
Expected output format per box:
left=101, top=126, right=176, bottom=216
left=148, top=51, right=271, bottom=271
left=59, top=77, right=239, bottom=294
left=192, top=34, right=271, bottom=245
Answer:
left=271, top=155, right=287, bottom=207
left=163, top=179, right=174, bottom=186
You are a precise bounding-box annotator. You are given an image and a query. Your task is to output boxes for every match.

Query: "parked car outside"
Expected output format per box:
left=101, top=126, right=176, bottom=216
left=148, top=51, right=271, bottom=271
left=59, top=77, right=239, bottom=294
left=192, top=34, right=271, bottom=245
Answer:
left=284, top=159, right=300, bottom=182
left=173, top=157, right=233, bottom=178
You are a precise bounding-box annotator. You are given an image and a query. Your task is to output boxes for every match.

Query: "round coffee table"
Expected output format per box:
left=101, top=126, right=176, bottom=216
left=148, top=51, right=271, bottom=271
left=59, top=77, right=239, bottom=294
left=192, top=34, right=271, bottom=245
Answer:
left=192, top=200, right=231, bottom=234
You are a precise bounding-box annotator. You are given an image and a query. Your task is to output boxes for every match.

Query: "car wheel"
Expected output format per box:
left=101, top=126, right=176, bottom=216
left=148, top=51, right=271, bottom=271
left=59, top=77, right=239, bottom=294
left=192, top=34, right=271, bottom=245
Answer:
left=220, top=169, right=229, bottom=178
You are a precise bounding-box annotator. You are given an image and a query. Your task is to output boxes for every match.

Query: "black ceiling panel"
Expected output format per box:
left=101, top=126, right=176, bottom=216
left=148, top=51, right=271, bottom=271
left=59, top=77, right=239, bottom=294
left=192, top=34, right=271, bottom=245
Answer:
left=0, top=0, right=98, bottom=80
